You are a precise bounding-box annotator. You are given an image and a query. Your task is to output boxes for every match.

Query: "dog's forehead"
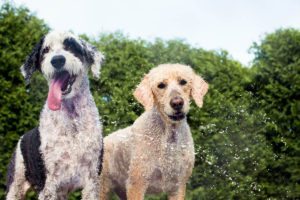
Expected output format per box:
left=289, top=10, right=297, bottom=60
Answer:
left=43, top=31, right=80, bottom=48
left=149, top=64, right=194, bottom=83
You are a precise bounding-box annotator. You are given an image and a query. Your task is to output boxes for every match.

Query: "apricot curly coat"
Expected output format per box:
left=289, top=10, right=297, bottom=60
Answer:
left=100, top=64, right=208, bottom=200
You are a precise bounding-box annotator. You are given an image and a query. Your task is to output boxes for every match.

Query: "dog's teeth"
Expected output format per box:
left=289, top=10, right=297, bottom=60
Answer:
left=66, top=84, right=71, bottom=92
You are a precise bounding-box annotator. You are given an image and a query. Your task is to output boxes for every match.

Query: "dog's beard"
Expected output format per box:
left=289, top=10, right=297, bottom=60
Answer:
left=47, top=71, right=76, bottom=111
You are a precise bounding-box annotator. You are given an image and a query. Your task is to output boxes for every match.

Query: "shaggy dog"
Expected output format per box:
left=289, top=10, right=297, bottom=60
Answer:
left=6, top=31, right=104, bottom=200
left=100, top=64, right=208, bottom=200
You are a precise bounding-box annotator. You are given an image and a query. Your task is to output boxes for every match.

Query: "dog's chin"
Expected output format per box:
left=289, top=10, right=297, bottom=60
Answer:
left=168, top=112, right=186, bottom=121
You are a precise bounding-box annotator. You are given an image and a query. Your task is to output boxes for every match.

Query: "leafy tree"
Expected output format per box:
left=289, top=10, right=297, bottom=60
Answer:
left=0, top=3, right=49, bottom=198
left=185, top=53, right=273, bottom=200
left=249, top=28, right=300, bottom=198
left=87, top=32, right=154, bottom=135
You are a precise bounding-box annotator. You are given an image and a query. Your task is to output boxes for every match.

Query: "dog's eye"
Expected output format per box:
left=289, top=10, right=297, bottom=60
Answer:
left=179, top=79, right=187, bottom=86
left=157, top=82, right=166, bottom=89
left=42, top=47, right=50, bottom=54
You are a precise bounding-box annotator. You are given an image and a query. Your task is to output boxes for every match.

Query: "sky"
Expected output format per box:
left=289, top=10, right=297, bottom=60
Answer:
left=11, top=0, right=300, bottom=66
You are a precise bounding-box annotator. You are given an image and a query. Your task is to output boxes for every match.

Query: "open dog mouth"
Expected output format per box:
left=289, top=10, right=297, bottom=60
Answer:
left=60, top=72, right=76, bottom=95
left=47, top=71, right=77, bottom=111
left=168, top=112, right=186, bottom=121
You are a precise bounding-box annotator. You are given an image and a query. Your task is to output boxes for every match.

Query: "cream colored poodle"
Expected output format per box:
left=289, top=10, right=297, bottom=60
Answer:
left=100, top=64, right=208, bottom=200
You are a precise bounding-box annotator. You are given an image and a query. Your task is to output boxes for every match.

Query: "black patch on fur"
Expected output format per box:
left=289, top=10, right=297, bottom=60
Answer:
left=80, top=39, right=96, bottom=66
left=20, top=127, right=46, bottom=192
left=6, top=150, right=16, bottom=194
left=22, top=36, right=45, bottom=84
left=97, top=142, right=104, bottom=176
left=63, top=37, right=85, bottom=63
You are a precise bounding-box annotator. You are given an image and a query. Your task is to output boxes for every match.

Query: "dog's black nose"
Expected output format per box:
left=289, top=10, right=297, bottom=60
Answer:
left=170, top=96, right=184, bottom=111
left=51, top=55, right=66, bottom=69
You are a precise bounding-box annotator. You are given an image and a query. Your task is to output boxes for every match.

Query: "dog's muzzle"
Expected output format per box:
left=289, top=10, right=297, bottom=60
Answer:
left=168, top=96, right=185, bottom=121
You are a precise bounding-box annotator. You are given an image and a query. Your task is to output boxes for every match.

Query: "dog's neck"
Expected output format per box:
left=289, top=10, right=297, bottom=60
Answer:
left=147, top=107, right=188, bottom=142
left=61, top=77, right=92, bottom=118
left=40, top=75, right=100, bottom=135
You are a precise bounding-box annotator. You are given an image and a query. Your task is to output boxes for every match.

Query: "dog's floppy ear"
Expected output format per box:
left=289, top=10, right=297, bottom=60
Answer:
left=81, top=40, right=104, bottom=79
left=134, top=75, right=154, bottom=111
left=20, top=36, right=45, bottom=84
left=90, top=48, right=104, bottom=79
left=191, top=74, right=209, bottom=108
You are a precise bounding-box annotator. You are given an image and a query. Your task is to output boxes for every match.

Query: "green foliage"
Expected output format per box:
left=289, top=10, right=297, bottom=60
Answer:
left=88, top=32, right=154, bottom=134
left=248, top=29, right=300, bottom=198
left=0, top=3, right=49, bottom=199
left=0, top=3, right=299, bottom=200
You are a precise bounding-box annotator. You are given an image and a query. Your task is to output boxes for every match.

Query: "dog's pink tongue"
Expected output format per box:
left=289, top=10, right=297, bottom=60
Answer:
left=47, top=79, right=64, bottom=111
left=47, top=74, right=68, bottom=110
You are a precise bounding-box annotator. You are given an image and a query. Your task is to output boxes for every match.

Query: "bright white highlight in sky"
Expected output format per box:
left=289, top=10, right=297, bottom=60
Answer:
left=12, top=0, right=300, bottom=66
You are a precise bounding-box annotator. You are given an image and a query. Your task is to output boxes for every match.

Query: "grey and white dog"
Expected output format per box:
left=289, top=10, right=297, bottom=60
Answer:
left=6, top=31, right=104, bottom=200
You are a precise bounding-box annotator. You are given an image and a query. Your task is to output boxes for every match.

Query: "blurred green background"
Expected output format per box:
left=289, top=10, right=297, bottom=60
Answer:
left=0, top=3, right=299, bottom=199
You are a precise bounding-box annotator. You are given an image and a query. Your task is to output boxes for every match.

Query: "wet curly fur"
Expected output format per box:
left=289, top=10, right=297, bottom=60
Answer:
left=6, top=31, right=104, bottom=200
left=100, top=64, right=209, bottom=200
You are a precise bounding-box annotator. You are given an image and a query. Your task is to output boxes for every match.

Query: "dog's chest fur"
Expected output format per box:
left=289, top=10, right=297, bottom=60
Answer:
left=148, top=126, right=194, bottom=193
left=39, top=90, right=102, bottom=189
left=133, top=111, right=195, bottom=194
